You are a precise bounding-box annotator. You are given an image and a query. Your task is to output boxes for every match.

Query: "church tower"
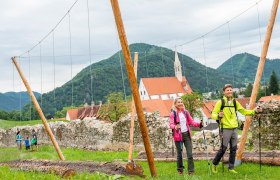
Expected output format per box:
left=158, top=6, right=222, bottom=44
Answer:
left=174, top=50, right=182, bottom=82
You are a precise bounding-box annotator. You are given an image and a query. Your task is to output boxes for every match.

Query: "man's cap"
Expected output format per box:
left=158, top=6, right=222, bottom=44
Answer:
left=223, top=84, right=233, bottom=91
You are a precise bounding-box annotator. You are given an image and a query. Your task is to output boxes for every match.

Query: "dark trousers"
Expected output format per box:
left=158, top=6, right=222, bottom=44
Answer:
left=212, top=128, right=238, bottom=169
left=175, top=132, right=194, bottom=173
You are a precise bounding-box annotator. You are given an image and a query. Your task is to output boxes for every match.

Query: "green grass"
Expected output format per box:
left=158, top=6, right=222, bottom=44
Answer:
left=1, top=146, right=280, bottom=179
left=0, top=146, right=138, bottom=162
left=0, top=119, right=69, bottom=130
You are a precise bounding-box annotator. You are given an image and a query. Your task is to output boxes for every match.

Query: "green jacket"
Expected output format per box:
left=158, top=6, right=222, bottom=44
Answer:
left=211, top=96, right=255, bottom=129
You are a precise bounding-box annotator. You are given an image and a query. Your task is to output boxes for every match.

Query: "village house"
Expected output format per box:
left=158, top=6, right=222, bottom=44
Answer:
left=139, top=51, right=192, bottom=117
left=66, top=101, right=102, bottom=120
left=258, top=94, right=280, bottom=103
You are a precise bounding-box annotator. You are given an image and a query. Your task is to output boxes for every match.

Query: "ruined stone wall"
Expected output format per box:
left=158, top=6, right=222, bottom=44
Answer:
left=0, top=113, right=171, bottom=151
left=112, top=112, right=172, bottom=151
left=251, top=100, right=280, bottom=150
left=0, top=119, right=113, bottom=150
left=0, top=112, right=226, bottom=152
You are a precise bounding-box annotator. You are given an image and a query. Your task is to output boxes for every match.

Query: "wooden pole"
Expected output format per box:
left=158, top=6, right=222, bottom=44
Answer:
left=12, top=57, right=65, bottom=161
left=110, top=1, right=157, bottom=177
left=128, top=52, right=138, bottom=162
left=236, top=0, right=279, bottom=162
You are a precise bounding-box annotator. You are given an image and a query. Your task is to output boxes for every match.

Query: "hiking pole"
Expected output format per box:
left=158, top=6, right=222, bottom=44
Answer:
left=219, top=115, right=225, bottom=173
left=180, top=141, right=184, bottom=169
left=202, top=122, right=212, bottom=175
left=258, top=114, right=262, bottom=172
left=172, top=138, right=175, bottom=157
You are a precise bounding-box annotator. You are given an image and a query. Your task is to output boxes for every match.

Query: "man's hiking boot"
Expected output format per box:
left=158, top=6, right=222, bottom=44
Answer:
left=188, top=172, right=195, bottom=176
left=178, top=170, right=183, bottom=175
left=229, top=169, right=238, bottom=174
left=212, top=163, right=218, bottom=173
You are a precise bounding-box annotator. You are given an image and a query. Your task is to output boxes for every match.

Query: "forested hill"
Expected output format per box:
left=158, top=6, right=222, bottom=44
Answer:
left=217, top=52, right=280, bottom=83
left=0, top=91, right=40, bottom=111
left=39, top=43, right=237, bottom=115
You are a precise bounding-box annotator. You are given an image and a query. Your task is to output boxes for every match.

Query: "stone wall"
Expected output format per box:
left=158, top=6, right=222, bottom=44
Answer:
left=251, top=100, right=280, bottom=150
left=0, top=112, right=225, bottom=152
left=112, top=112, right=172, bottom=151
left=191, top=129, right=221, bottom=152
left=0, top=112, right=172, bottom=151
left=0, top=119, right=113, bottom=150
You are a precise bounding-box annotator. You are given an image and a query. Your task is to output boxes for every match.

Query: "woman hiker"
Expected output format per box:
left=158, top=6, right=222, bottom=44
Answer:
left=211, top=84, right=262, bottom=174
left=169, top=97, right=203, bottom=176
left=16, top=130, right=22, bottom=151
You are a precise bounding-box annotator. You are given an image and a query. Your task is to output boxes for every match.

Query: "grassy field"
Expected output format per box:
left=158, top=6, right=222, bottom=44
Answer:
left=0, top=119, right=69, bottom=130
left=0, top=146, right=279, bottom=179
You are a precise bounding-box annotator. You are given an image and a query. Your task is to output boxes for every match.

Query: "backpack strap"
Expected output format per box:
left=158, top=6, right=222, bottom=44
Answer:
left=172, top=110, right=179, bottom=124
left=220, top=99, right=225, bottom=111
left=220, top=98, right=237, bottom=111
left=218, top=98, right=239, bottom=125
left=233, top=99, right=237, bottom=112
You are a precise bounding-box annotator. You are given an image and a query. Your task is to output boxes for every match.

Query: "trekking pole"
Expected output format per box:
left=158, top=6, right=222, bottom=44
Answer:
left=258, top=114, right=262, bottom=172
left=219, top=115, right=224, bottom=173
left=171, top=138, right=175, bottom=157
left=201, top=121, right=212, bottom=175
left=180, top=141, right=184, bottom=169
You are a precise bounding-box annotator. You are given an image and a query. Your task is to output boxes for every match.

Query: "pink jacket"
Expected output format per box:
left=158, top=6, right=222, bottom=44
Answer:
left=169, top=109, right=200, bottom=141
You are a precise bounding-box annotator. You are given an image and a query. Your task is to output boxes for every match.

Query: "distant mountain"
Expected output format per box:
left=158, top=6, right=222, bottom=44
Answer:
left=0, top=91, right=40, bottom=112
left=217, top=53, right=280, bottom=84
left=38, top=43, right=241, bottom=115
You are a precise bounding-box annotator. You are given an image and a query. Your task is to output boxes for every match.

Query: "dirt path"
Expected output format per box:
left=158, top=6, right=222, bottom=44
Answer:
left=0, top=159, right=144, bottom=178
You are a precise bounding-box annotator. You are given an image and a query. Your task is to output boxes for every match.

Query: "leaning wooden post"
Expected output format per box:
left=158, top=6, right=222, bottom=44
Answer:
left=110, top=1, right=157, bottom=177
left=12, top=57, right=65, bottom=161
left=236, top=0, right=279, bottom=165
left=128, top=52, right=138, bottom=162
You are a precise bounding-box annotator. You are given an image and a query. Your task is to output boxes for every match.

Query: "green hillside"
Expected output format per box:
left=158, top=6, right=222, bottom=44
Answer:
left=38, top=43, right=236, bottom=115
left=217, top=52, right=280, bottom=84
left=0, top=92, right=40, bottom=112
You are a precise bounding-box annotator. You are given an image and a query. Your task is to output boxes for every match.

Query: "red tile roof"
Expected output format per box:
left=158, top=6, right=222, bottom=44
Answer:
left=142, top=99, right=174, bottom=117
left=78, top=105, right=101, bottom=120
left=142, top=76, right=192, bottom=95
left=66, top=105, right=101, bottom=120
left=67, top=109, right=78, bottom=120
left=235, top=97, right=256, bottom=108
left=201, top=100, right=217, bottom=119
left=258, top=95, right=280, bottom=102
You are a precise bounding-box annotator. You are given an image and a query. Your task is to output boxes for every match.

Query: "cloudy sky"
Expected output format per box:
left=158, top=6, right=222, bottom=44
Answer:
left=0, top=0, right=279, bottom=93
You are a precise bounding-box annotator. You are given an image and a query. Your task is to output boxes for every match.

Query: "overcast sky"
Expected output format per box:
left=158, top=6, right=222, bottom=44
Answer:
left=0, top=0, right=279, bottom=93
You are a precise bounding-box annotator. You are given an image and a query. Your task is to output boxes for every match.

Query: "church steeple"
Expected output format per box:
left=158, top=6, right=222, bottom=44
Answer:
left=174, top=50, right=182, bottom=82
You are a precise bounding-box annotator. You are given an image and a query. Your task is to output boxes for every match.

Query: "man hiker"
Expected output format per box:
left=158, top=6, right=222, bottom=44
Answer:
left=211, top=84, right=262, bottom=174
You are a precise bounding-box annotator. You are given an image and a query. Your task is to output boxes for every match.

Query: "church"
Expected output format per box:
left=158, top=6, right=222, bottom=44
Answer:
left=139, top=51, right=192, bottom=117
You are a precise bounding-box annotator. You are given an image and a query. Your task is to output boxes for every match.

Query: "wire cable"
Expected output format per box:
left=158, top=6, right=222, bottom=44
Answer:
left=18, top=0, right=79, bottom=57
left=52, top=31, right=56, bottom=113
left=28, top=51, right=31, bottom=120
left=227, top=22, right=235, bottom=86
left=177, top=0, right=263, bottom=47
left=202, top=36, right=209, bottom=92
left=87, top=0, right=93, bottom=102
left=68, top=12, right=74, bottom=107
left=39, top=43, right=43, bottom=107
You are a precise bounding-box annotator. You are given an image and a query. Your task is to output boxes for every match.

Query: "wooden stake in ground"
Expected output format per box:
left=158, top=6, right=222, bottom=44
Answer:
left=110, top=0, right=157, bottom=177
left=12, top=57, right=65, bottom=161
left=128, top=52, right=138, bottom=162
left=236, top=0, right=279, bottom=164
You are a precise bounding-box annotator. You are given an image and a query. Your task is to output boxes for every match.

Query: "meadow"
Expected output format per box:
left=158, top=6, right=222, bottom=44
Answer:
left=0, top=146, right=279, bottom=180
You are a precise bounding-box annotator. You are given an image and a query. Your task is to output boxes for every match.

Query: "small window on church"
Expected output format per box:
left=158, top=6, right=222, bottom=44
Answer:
left=144, top=91, right=146, bottom=95
left=141, top=91, right=142, bottom=95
